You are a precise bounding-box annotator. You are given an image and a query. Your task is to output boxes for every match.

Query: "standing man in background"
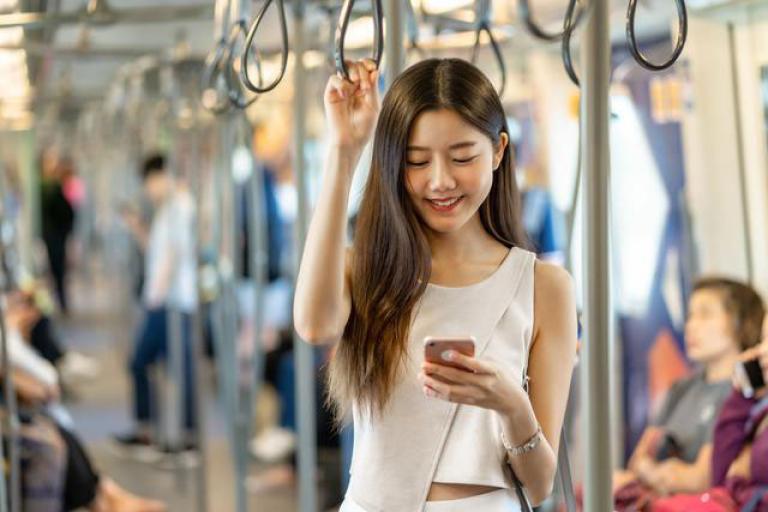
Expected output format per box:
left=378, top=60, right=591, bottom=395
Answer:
left=115, top=153, right=198, bottom=455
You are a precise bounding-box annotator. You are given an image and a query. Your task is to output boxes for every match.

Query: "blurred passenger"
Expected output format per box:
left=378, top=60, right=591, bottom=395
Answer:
left=613, top=278, right=765, bottom=506
left=708, top=313, right=768, bottom=508
left=7, top=379, right=167, bottom=512
left=115, top=153, right=198, bottom=453
left=3, top=294, right=167, bottom=511
left=39, top=150, right=76, bottom=313
left=10, top=399, right=67, bottom=512
left=11, top=287, right=100, bottom=383
left=646, top=314, right=768, bottom=511
left=521, top=185, right=564, bottom=263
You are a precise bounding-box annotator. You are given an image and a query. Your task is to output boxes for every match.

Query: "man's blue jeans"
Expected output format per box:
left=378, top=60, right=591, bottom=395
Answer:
left=130, top=307, right=196, bottom=431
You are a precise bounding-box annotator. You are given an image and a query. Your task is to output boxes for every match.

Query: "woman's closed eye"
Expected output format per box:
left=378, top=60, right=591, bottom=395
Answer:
left=453, top=155, right=479, bottom=164
left=406, top=155, right=479, bottom=167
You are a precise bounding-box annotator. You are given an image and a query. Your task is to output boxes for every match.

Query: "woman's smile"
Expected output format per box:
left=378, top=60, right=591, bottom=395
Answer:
left=425, top=195, right=465, bottom=213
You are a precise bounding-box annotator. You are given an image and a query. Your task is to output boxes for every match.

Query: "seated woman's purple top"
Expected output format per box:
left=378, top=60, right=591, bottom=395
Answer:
left=712, top=389, right=768, bottom=486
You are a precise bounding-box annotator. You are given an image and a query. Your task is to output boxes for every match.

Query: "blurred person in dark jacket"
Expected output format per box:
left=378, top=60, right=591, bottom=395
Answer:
left=39, top=150, right=76, bottom=314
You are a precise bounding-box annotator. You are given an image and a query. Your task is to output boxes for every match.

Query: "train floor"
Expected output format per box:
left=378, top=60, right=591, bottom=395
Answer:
left=58, top=267, right=303, bottom=511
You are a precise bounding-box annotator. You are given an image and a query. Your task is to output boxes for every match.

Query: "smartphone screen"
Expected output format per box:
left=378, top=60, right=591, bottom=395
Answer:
left=424, top=337, right=476, bottom=370
left=736, top=358, right=766, bottom=398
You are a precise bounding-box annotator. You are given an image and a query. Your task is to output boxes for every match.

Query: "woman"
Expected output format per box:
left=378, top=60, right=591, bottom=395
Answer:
left=707, top=313, right=768, bottom=509
left=295, top=58, right=577, bottom=511
left=614, top=278, right=765, bottom=501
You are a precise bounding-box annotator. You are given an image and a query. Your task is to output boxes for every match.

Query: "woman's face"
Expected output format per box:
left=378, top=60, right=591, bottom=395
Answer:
left=404, top=109, right=506, bottom=236
left=685, top=289, right=740, bottom=364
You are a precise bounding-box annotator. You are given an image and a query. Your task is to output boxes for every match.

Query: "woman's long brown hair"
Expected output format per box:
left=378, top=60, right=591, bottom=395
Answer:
left=328, top=59, right=529, bottom=423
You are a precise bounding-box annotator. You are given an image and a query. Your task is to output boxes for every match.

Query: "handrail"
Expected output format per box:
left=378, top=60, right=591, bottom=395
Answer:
left=334, top=0, right=384, bottom=80
left=626, top=0, right=688, bottom=71
left=470, top=0, right=507, bottom=96
left=241, top=0, right=289, bottom=93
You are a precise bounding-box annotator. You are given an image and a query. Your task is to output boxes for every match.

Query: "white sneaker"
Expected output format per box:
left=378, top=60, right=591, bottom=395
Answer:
left=59, top=351, right=101, bottom=383
left=250, top=427, right=296, bottom=463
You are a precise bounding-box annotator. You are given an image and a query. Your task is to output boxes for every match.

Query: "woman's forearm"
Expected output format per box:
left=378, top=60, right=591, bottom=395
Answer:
left=750, top=418, right=768, bottom=484
left=498, top=401, right=558, bottom=506
left=293, top=145, right=361, bottom=344
left=713, top=390, right=753, bottom=485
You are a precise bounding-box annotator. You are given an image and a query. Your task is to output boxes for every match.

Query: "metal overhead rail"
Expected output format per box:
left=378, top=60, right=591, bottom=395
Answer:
left=0, top=0, right=213, bottom=29
left=334, top=0, right=384, bottom=80
left=241, top=0, right=289, bottom=93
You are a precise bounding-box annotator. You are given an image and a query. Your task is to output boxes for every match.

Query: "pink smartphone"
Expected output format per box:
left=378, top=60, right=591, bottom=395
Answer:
left=424, top=336, right=476, bottom=370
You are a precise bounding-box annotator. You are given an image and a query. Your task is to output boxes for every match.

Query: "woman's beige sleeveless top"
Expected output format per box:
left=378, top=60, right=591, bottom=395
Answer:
left=347, top=247, right=536, bottom=512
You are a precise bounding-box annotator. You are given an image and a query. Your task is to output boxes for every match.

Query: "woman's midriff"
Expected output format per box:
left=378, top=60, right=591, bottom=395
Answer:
left=427, top=483, right=501, bottom=501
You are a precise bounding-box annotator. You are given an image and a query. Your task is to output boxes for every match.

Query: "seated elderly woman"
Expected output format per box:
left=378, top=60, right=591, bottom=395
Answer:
left=613, top=278, right=765, bottom=503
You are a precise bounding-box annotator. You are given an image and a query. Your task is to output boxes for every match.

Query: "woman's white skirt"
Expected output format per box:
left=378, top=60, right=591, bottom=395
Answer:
left=339, top=489, right=521, bottom=512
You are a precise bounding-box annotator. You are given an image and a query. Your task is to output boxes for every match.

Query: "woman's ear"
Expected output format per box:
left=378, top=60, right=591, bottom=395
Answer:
left=493, top=132, right=509, bottom=171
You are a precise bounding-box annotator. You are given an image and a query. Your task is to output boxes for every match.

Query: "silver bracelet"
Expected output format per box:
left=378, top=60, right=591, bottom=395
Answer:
left=501, top=425, right=543, bottom=457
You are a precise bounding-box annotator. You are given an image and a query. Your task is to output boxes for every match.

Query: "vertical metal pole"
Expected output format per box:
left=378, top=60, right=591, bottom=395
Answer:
left=214, top=0, right=231, bottom=40
left=727, top=23, right=754, bottom=283
left=0, top=294, right=17, bottom=512
left=580, top=0, right=613, bottom=507
left=226, top=0, right=253, bottom=506
left=384, top=0, right=405, bottom=85
left=187, top=124, right=209, bottom=512
left=292, top=1, right=319, bottom=511
left=0, top=180, right=8, bottom=512
left=246, top=159, right=269, bottom=454
left=163, top=99, right=185, bottom=471
left=210, top=112, right=243, bottom=512
left=230, top=118, right=248, bottom=512
left=167, top=305, right=185, bottom=453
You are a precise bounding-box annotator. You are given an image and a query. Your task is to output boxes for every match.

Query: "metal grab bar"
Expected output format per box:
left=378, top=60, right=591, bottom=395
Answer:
left=201, top=37, right=232, bottom=114
left=334, top=0, right=384, bottom=80
left=562, top=0, right=582, bottom=86
left=241, top=0, right=289, bottom=93
left=470, top=21, right=507, bottom=96
left=470, top=0, right=507, bottom=96
left=222, top=19, right=259, bottom=109
left=519, top=0, right=583, bottom=42
left=626, top=0, right=688, bottom=71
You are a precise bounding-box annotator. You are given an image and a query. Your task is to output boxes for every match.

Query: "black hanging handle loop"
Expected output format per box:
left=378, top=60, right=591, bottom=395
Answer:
left=470, top=1, right=507, bottom=97
left=562, top=0, right=582, bottom=86
left=471, top=20, right=507, bottom=97
left=202, top=37, right=232, bottom=114
left=224, top=19, right=259, bottom=109
left=241, top=0, right=289, bottom=94
left=334, top=0, right=384, bottom=81
left=519, top=0, right=585, bottom=42
left=626, top=0, right=688, bottom=71
left=404, top=0, right=425, bottom=60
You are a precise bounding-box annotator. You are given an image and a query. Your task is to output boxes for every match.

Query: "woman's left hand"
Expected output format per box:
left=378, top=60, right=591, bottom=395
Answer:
left=418, top=350, right=525, bottom=415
